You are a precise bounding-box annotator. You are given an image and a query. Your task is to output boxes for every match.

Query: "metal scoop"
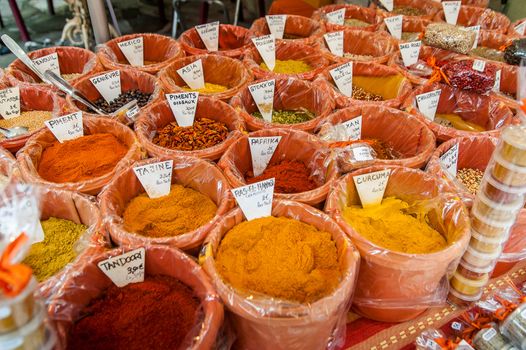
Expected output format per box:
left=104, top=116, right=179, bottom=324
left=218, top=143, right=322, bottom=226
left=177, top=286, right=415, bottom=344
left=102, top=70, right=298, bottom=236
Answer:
left=1, top=34, right=49, bottom=83
left=0, top=126, right=29, bottom=139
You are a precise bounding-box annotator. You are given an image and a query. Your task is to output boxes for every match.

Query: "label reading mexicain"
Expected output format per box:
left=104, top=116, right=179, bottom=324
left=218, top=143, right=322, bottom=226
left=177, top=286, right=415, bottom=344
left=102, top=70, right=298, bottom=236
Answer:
left=98, top=248, right=145, bottom=287
left=166, top=92, right=199, bottom=127
left=442, top=1, right=461, bottom=25
left=248, top=79, right=275, bottom=122
left=353, top=169, right=391, bottom=208
left=232, top=179, right=275, bottom=220
left=44, top=111, right=83, bottom=143
left=249, top=136, right=281, bottom=177
left=133, top=160, right=173, bottom=198
left=0, top=87, right=20, bottom=119
left=117, top=37, right=144, bottom=67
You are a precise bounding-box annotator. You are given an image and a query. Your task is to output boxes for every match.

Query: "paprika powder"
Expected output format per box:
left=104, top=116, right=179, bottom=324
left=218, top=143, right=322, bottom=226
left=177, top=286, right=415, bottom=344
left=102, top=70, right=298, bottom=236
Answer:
left=245, top=160, right=318, bottom=193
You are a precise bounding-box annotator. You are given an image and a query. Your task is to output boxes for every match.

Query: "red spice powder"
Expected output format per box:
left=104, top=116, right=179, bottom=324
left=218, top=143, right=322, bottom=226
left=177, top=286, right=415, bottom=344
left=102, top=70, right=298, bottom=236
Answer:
left=245, top=160, right=318, bottom=193
left=67, top=275, right=200, bottom=350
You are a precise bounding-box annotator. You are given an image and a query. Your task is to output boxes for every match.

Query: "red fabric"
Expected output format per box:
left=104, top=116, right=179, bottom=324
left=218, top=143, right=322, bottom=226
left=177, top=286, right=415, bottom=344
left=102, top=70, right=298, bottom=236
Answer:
left=268, top=0, right=317, bottom=17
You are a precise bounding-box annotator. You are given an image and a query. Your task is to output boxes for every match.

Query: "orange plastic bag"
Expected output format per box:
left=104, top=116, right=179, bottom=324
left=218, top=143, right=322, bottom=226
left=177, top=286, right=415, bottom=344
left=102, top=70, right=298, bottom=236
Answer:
left=317, top=104, right=436, bottom=172
left=134, top=96, right=245, bottom=161
left=325, top=165, right=471, bottom=322
left=268, top=0, right=316, bottom=17
left=159, top=54, right=253, bottom=101
left=201, top=199, right=360, bottom=350
left=435, top=6, right=510, bottom=34
left=230, top=77, right=335, bottom=132
left=312, top=4, right=381, bottom=32
left=179, top=24, right=251, bottom=58
left=371, top=0, right=441, bottom=20
left=402, top=82, right=514, bottom=142
left=509, top=18, right=526, bottom=37
left=457, top=0, right=489, bottom=7
left=48, top=245, right=224, bottom=350
left=243, top=40, right=329, bottom=81
left=249, top=15, right=325, bottom=46
left=17, top=116, right=144, bottom=195
left=218, top=128, right=339, bottom=207
left=97, top=33, right=185, bottom=75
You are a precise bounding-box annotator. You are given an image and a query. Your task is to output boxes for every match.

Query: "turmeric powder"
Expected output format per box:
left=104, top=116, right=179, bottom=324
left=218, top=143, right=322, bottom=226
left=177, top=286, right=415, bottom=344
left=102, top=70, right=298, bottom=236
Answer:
left=260, top=59, right=312, bottom=74
left=215, top=216, right=341, bottom=303
left=343, top=197, right=447, bottom=254
left=181, top=82, right=228, bottom=93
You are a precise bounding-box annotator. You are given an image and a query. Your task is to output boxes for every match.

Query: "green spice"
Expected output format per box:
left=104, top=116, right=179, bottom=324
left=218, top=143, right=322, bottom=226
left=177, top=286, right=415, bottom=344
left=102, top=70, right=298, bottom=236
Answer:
left=252, top=109, right=315, bottom=124
left=470, top=46, right=505, bottom=63
left=344, top=19, right=370, bottom=27
left=392, top=6, right=424, bottom=16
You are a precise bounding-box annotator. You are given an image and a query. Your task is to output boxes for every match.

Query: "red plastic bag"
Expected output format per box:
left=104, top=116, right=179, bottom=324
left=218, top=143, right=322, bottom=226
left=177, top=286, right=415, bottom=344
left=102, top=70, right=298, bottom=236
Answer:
left=97, top=33, right=185, bottom=75
left=249, top=15, right=325, bottom=46
left=134, top=96, right=245, bottom=161
left=230, top=77, right=335, bottom=132
left=159, top=54, right=253, bottom=101
left=312, top=4, right=381, bottom=32
left=371, top=0, right=441, bottom=20
left=434, top=6, right=511, bottom=34
left=179, top=24, right=251, bottom=58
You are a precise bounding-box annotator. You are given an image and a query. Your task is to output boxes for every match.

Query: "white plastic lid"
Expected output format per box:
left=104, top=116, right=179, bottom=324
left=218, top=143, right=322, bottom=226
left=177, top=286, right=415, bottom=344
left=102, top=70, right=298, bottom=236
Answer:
left=471, top=229, right=510, bottom=245
left=486, top=174, right=526, bottom=195
left=459, top=256, right=497, bottom=274
left=495, top=153, right=526, bottom=174
left=465, top=245, right=503, bottom=261
left=449, top=287, right=483, bottom=303
left=477, top=189, right=524, bottom=212
left=472, top=208, right=517, bottom=228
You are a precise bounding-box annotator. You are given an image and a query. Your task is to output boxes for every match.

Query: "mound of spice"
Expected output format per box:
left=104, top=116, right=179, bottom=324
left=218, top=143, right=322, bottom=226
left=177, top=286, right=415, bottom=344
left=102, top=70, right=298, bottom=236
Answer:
left=245, top=160, right=318, bottom=193
left=329, top=139, right=399, bottom=160
left=470, top=47, right=505, bottom=63
left=392, top=6, right=425, bottom=16
left=456, top=168, right=484, bottom=195
left=351, top=86, right=383, bottom=101
left=23, top=217, right=87, bottom=281
left=260, top=59, right=312, bottom=74
left=153, top=118, right=229, bottom=151
left=38, top=133, right=128, bottom=183
left=123, top=184, right=217, bottom=238
left=252, top=109, right=315, bottom=124
left=216, top=216, right=341, bottom=303
left=343, top=197, right=448, bottom=254
left=0, top=111, right=53, bottom=139
left=435, top=114, right=485, bottom=132
left=344, top=18, right=371, bottom=27
left=67, top=275, right=200, bottom=350
left=90, top=89, right=152, bottom=114
left=181, top=82, right=228, bottom=94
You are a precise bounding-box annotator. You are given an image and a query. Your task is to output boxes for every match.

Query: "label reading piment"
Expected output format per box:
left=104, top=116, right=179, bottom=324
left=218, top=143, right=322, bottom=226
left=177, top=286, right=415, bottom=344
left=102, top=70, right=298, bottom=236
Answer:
left=329, top=62, right=353, bottom=97
left=399, top=41, right=421, bottom=67
left=442, top=1, right=461, bottom=25
left=325, top=8, right=345, bottom=25
left=166, top=92, right=199, bottom=127
left=378, top=0, right=394, bottom=12
left=252, top=35, right=276, bottom=71
left=352, top=146, right=374, bottom=162
left=0, top=87, right=20, bottom=119
left=195, top=21, right=219, bottom=52
left=44, top=111, right=83, bottom=143
left=493, top=69, right=501, bottom=92
left=440, top=142, right=459, bottom=179
left=133, top=160, right=173, bottom=199
left=472, top=59, right=486, bottom=72
left=384, top=15, right=403, bottom=40
left=33, top=52, right=60, bottom=77
left=353, top=169, right=391, bottom=208
left=176, top=59, right=205, bottom=90
left=117, top=37, right=144, bottom=67
left=335, top=115, right=362, bottom=141
left=324, top=31, right=344, bottom=57
left=232, top=178, right=275, bottom=221
left=515, top=21, right=526, bottom=36
left=249, top=136, right=281, bottom=177
left=98, top=248, right=145, bottom=287
left=266, top=15, right=287, bottom=40
left=248, top=79, right=275, bottom=122
left=416, top=89, right=441, bottom=121
left=464, top=25, right=480, bottom=49
left=90, top=70, right=121, bottom=103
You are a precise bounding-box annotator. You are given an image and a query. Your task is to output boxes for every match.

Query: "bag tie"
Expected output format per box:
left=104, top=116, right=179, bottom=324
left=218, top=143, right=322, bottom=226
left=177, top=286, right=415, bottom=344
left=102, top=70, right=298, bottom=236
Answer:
left=427, top=56, right=451, bottom=85
left=0, top=233, right=32, bottom=297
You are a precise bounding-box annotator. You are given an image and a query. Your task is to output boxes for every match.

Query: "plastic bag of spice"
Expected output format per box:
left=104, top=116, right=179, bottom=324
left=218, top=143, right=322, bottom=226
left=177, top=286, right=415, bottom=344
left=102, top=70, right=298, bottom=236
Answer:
left=248, top=15, right=325, bottom=46
left=179, top=24, right=251, bottom=58
left=434, top=6, right=510, bottom=34
left=47, top=245, right=224, bottom=350
left=317, top=105, right=436, bottom=173
left=201, top=199, right=360, bottom=350
left=218, top=128, right=339, bottom=207
left=159, top=54, right=253, bottom=101
left=135, top=96, right=245, bottom=161
left=325, top=165, right=471, bottom=322
left=230, top=77, right=334, bottom=132
left=17, top=116, right=144, bottom=195
left=441, top=59, right=499, bottom=94
left=371, top=0, right=441, bottom=20
left=96, top=33, right=185, bottom=75
left=423, top=23, right=476, bottom=54
left=311, top=4, right=381, bottom=32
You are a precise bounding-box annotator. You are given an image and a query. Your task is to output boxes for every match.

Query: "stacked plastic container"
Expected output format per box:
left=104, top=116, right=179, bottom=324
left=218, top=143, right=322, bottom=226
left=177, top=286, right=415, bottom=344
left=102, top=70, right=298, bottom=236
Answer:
left=449, top=125, right=526, bottom=305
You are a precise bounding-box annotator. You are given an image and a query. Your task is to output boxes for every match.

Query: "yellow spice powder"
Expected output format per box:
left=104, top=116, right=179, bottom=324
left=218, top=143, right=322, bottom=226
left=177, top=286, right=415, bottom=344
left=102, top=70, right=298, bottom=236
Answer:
left=260, top=59, right=313, bottom=74
left=181, top=82, right=228, bottom=93
left=0, top=110, right=53, bottom=139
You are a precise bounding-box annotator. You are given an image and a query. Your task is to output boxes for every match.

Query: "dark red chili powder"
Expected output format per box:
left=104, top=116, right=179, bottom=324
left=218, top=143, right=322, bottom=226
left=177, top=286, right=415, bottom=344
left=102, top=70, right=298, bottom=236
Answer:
left=67, top=275, right=200, bottom=350
left=245, top=160, right=318, bottom=193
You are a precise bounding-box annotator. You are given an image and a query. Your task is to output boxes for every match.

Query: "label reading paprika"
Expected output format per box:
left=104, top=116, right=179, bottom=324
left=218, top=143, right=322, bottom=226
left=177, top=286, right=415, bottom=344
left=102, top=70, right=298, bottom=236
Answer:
left=472, top=59, right=486, bottom=73
left=90, top=70, right=122, bottom=103
left=442, top=1, right=461, bottom=25
left=0, top=87, right=20, bottom=119
left=416, top=89, right=441, bottom=121
left=464, top=25, right=480, bottom=49
left=248, top=79, right=275, bottom=122
left=166, top=92, right=199, bottom=127
left=384, top=15, right=402, bottom=40
left=232, top=178, right=275, bottom=221
left=33, top=52, right=60, bottom=77
left=399, top=41, right=421, bottom=67
left=439, top=142, right=459, bottom=179
left=98, top=248, right=145, bottom=287
left=249, top=136, right=282, bottom=177
left=329, top=62, right=353, bottom=97
left=195, top=21, right=219, bottom=52
left=266, top=15, right=287, bottom=40
left=44, top=111, right=84, bottom=143
left=335, top=115, right=362, bottom=141
left=515, top=21, right=526, bottom=36
left=353, top=169, right=391, bottom=208
left=133, top=160, right=173, bottom=199
left=252, top=35, right=276, bottom=71
left=378, top=0, right=393, bottom=11
left=177, top=59, right=205, bottom=90
left=117, top=36, right=144, bottom=67
left=325, top=8, right=345, bottom=25
left=493, top=69, right=501, bottom=92
left=324, top=31, right=344, bottom=57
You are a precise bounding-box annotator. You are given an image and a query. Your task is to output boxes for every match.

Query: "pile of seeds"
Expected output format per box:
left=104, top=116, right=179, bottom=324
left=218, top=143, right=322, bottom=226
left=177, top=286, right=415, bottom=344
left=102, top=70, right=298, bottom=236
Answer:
left=343, top=53, right=375, bottom=61
left=456, top=168, right=484, bottom=195
left=351, top=86, right=383, bottom=101
left=252, top=109, right=315, bottom=124
left=392, top=6, right=425, bottom=16
left=0, top=110, right=53, bottom=139
left=90, top=89, right=152, bottom=114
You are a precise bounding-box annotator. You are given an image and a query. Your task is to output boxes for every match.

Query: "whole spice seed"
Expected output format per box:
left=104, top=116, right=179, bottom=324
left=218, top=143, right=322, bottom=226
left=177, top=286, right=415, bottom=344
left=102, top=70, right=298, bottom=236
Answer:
left=329, top=139, right=399, bottom=160
left=424, top=23, right=476, bottom=54
left=343, top=53, right=375, bottom=61
left=344, top=18, right=371, bottom=27
left=456, top=168, right=484, bottom=195
left=442, top=59, right=498, bottom=94
left=90, top=89, right=152, bottom=114
left=252, top=109, right=315, bottom=124
left=0, top=110, right=53, bottom=139
left=504, top=38, right=526, bottom=66
left=153, top=117, right=229, bottom=151
left=392, top=6, right=425, bottom=16
left=245, top=160, right=318, bottom=193
left=351, top=86, right=383, bottom=101
left=260, top=59, right=313, bottom=74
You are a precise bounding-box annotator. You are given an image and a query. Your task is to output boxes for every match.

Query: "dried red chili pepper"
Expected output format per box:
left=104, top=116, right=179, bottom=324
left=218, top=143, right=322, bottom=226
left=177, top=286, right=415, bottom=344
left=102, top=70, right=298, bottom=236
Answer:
left=441, top=59, right=498, bottom=94
left=153, top=118, right=229, bottom=151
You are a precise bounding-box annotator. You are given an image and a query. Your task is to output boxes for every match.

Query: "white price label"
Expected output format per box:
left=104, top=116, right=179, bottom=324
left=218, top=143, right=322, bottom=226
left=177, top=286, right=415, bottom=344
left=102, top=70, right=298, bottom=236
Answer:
left=33, top=52, right=60, bottom=77
left=352, top=146, right=374, bottom=162
left=384, top=15, right=403, bottom=40
left=353, top=169, right=391, bottom=207
left=125, top=102, right=140, bottom=121
left=266, top=15, right=287, bottom=40
left=248, top=79, right=275, bottom=122
left=177, top=59, right=205, bottom=90
left=0, top=87, right=20, bottom=119
left=464, top=25, right=480, bottom=49
left=324, top=31, right=344, bottom=57
left=252, top=35, right=276, bottom=71
left=329, top=62, right=353, bottom=97
left=195, top=21, right=219, bottom=52
left=493, top=69, right=501, bottom=93
left=439, top=143, right=459, bottom=179
left=232, top=179, right=275, bottom=221
left=44, top=111, right=83, bottom=143
left=249, top=136, right=281, bottom=177
left=336, top=115, right=362, bottom=141
left=325, top=8, right=345, bottom=25
left=399, top=41, right=421, bottom=67
left=515, top=21, right=526, bottom=36
left=416, top=89, right=441, bottom=121
left=442, top=1, right=461, bottom=25
left=117, top=37, right=144, bottom=67
left=90, top=70, right=122, bottom=103
left=98, top=248, right=145, bottom=287
left=451, top=321, right=462, bottom=331
left=472, top=59, right=486, bottom=72
left=166, top=92, right=199, bottom=127
left=482, top=328, right=497, bottom=341
left=379, top=0, right=394, bottom=11
left=133, top=160, right=173, bottom=199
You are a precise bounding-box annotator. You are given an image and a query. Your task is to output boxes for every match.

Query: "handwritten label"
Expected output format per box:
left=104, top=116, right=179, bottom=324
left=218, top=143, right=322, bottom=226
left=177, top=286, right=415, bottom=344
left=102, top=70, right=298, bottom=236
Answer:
left=0, top=87, right=20, bottom=119
left=324, top=31, right=344, bottom=57
left=399, top=41, right=421, bottom=67
left=472, top=59, right=486, bottom=72
left=515, top=21, right=526, bottom=36
left=195, top=21, right=219, bottom=52
left=98, top=248, right=145, bottom=287
left=177, top=59, right=205, bottom=90
left=252, top=35, right=276, bottom=71
left=335, top=115, right=362, bottom=141
left=266, top=15, right=287, bottom=40
left=33, top=52, right=60, bottom=77
left=353, top=169, right=391, bottom=207
left=125, top=101, right=140, bottom=121
left=440, top=142, right=459, bottom=179
left=493, top=69, right=501, bottom=92
left=249, top=136, right=281, bottom=177
left=90, top=70, right=121, bottom=103
left=329, top=62, right=353, bottom=97
left=166, top=92, right=199, bottom=127
left=325, top=8, right=345, bottom=25
left=416, top=89, right=441, bottom=121
left=44, top=111, right=83, bottom=143
left=464, top=25, right=480, bottom=49
left=117, top=37, right=144, bottom=67
left=442, top=1, right=461, bottom=25
left=248, top=79, right=275, bottom=122
left=384, top=15, right=403, bottom=40
left=232, top=179, right=275, bottom=220
left=133, top=160, right=173, bottom=198
left=379, top=0, right=393, bottom=11
left=352, top=146, right=374, bottom=162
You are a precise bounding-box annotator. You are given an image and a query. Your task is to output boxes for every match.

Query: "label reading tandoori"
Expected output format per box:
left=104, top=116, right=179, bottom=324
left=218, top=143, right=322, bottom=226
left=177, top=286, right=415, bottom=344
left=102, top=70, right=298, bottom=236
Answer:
left=166, top=92, right=199, bottom=127
left=353, top=169, right=391, bottom=207
left=117, top=37, right=144, bottom=67
left=232, top=178, right=275, bottom=220
left=44, top=111, right=84, bottom=143
left=98, top=248, right=145, bottom=287
left=0, top=87, right=20, bottom=119
left=90, top=70, right=122, bottom=103
left=133, top=160, right=173, bottom=198
left=249, top=136, right=281, bottom=177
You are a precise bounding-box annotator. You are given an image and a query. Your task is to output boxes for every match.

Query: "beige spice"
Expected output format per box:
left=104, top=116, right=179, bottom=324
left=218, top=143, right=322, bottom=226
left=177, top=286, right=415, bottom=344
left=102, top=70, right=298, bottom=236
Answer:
left=0, top=110, right=53, bottom=139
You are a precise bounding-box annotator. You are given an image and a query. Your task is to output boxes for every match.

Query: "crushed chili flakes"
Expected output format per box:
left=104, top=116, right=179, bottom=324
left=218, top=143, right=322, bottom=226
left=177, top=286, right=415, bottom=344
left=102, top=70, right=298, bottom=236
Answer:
left=245, top=160, right=318, bottom=194
left=329, top=139, right=400, bottom=160
left=153, top=118, right=229, bottom=151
